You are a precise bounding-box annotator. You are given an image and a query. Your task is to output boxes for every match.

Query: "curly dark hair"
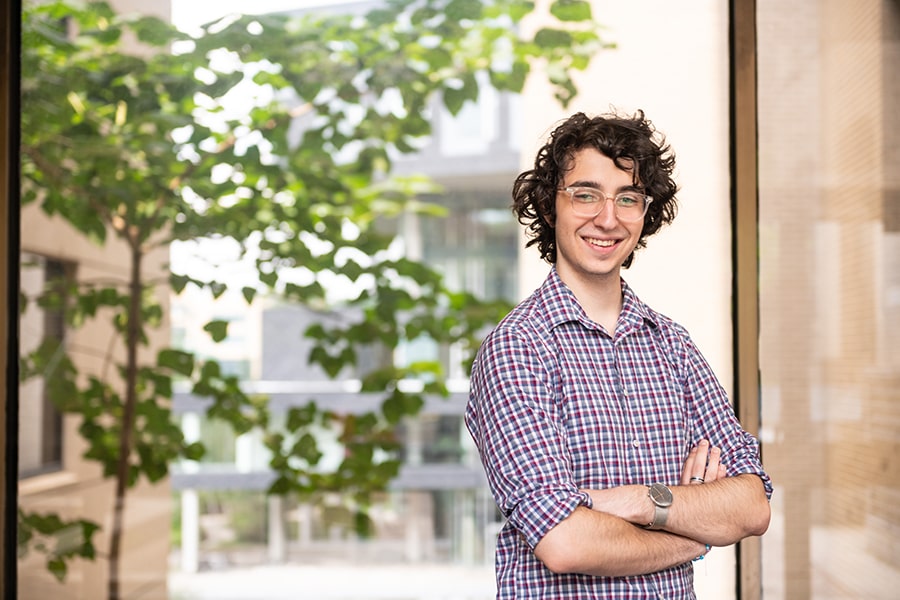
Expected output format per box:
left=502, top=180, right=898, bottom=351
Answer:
left=512, top=110, right=678, bottom=268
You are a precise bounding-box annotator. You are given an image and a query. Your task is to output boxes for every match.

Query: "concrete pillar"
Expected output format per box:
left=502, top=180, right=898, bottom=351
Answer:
left=180, top=489, right=200, bottom=573
left=296, top=503, right=312, bottom=545
left=405, top=416, right=423, bottom=466
left=235, top=432, right=254, bottom=472
left=457, top=489, right=476, bottom=565
left=268, top=494, right=286, bottom=563
left=404, top=492, right=423, bottom=562
left=180, top=412, right=202, bottom=573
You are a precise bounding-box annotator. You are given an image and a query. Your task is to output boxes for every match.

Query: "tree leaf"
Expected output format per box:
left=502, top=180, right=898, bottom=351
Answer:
left=158, top=349, right=194, bottom=377
left=534, top=27, right=573, bottom=49
left=203, top=320, right=229, bottom=343
left=550, top=0, right=593, bottom=22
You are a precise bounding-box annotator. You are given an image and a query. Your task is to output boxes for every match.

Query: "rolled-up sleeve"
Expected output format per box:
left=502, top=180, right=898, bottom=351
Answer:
left=466, top=327, right=591, bottom=549
left=680, top=334, right=774, bottom=500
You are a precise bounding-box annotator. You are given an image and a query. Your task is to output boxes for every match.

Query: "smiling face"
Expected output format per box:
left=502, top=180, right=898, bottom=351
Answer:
left=553, top=147, right=645, bottom=292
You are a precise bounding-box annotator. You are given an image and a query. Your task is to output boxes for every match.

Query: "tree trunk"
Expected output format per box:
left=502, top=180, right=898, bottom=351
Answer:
left=107, top=245, right=142, bottom=600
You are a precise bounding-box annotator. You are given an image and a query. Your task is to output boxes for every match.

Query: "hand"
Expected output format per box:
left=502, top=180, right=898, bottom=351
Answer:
left=680, top=439, right=726, bottom=486
left=585, top=440, right=726, bottom=525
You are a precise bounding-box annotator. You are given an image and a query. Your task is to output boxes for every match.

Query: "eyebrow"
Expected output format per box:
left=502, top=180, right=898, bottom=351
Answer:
left=566, top=180, right=644, bottom=192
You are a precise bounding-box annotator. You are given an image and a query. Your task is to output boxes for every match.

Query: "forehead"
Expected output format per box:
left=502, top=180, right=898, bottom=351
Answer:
left=563, top=147, right=636, bottom=181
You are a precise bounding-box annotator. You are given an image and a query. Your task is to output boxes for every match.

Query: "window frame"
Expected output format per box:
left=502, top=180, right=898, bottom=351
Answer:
left=730, top=1, right=763, bottom=598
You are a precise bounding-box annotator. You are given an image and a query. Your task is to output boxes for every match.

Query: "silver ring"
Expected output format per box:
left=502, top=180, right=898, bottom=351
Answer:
left=689, top=477, right=705, bottom=484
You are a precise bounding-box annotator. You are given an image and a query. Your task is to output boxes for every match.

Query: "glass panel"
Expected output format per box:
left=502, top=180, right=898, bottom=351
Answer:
left=421, top=192, right=519, bottom=303
left=18, top=252, right=65, bottom=478
left=17, top=1, right=729, bottom=599
left=757, top=1, right=900, bottom=597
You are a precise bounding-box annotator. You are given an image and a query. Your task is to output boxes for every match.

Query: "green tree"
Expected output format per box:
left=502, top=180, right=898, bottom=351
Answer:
left=19, top=1, right=607, bottom=598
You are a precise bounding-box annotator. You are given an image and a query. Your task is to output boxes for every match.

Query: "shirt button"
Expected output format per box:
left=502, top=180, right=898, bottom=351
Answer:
left=632, top=439, right=640, bottom=448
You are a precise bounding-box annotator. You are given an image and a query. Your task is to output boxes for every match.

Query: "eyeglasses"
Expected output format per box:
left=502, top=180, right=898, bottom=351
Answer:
left=559, top=186, right=653, bottom=222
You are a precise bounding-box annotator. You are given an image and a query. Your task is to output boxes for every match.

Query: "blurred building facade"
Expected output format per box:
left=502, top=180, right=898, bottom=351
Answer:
left=167, top=73, right=523, bottom=572
left=11, top=1, right=900, bottom=600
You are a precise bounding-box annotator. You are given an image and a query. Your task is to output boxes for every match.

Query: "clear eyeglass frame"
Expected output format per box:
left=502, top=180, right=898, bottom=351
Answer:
left=559, top=186, right=653, bottom=222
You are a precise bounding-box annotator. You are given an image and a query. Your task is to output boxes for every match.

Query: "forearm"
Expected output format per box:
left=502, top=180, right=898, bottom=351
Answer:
left=533, top=506, right=707, bottom=577
left=586, top=474, right=770, bottom=546
left=665, top=474, right=770, bottom=544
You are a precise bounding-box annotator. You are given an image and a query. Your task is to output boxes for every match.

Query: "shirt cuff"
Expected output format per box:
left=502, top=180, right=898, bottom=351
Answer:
left=509, top=488, right=593, bottom=550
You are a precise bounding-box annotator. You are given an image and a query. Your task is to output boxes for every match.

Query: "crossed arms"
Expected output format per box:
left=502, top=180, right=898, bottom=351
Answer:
left=533, top=440, right=771, bottom=578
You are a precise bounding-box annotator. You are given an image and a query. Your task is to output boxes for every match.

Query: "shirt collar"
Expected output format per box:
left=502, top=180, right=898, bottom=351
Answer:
left=540, top=267, right=659, bottom=334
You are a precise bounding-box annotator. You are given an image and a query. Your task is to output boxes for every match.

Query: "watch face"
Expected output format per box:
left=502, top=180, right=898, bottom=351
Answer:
left=649, top=483, right=673, bottom=507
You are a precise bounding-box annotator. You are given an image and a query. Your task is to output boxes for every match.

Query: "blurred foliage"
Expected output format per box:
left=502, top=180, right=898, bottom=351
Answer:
left=17, top=509, right=99, bottom=583
left=18, top=0, right=607, bottom=595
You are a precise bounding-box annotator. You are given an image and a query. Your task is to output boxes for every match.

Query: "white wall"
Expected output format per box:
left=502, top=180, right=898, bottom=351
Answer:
left=518, top=2, right=735, bottom=596
left=520, top=0, right=733, bottom=384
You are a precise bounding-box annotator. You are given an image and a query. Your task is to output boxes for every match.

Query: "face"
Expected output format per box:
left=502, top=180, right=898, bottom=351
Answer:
left=553, top=148, right=644, bottom=289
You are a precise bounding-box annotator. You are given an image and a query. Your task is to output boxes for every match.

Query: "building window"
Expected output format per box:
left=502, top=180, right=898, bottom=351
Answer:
left=395, top=189, right=518, bottom=379
left=396, top=415, right=464, bottom=465
left=438, top=73, right=499, bottom=156
left=420, top=191, right=518, bottom=302
left=19, top=252, right=68, bottom=478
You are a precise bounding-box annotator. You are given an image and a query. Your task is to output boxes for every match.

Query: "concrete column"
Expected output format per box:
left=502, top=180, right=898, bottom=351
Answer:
left=268, top=494, right=286, bottom=563
left=457, top=489, right=476, bottom=565
left=404, top=492, right=423, bottom=562
left=296, top=503, right=312, bottom=545
left=180, top=412, right=202, bottom=573
left=180, top=489, right=200, bottom=573
left=235, top=432, right=254, bottom=472
left=405, top=417, right=423, bottom=465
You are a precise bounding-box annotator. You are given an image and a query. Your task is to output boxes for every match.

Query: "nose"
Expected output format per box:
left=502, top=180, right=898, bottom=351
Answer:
left=591, top=197, right=619, bottom=227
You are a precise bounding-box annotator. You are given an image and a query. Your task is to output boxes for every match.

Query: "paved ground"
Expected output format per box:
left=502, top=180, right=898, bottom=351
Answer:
left=168, top=511, right=900, bottom=599
left=168, top=557, right=739, bottom=600
left=167, top=537, right=737, bottom=600
left=169, top=563, right=497, bottom=600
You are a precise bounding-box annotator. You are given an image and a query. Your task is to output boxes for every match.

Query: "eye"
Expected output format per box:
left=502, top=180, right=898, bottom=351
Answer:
left=616, top=193, right=642, bottom=207
left=571, top=188, right=600, bottom=203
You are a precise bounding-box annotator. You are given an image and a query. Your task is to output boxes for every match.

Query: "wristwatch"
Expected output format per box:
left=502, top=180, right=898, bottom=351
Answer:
left=644, top=483, right=673, bottom=530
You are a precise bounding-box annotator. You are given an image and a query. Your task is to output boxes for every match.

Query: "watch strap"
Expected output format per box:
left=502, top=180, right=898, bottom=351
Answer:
left=646, top=503, right=668, bottom=530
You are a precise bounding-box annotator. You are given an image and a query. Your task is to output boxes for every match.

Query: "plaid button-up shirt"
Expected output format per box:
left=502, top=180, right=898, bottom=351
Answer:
left=466, top=269, right=772, bottom=599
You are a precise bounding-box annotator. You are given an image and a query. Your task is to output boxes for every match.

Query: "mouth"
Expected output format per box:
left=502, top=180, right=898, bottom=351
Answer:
left=585, top=236, right=618, bottom=249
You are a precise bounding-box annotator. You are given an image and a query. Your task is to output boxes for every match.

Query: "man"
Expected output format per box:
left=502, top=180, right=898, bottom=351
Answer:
left=465, top=111, right=772, bottom=599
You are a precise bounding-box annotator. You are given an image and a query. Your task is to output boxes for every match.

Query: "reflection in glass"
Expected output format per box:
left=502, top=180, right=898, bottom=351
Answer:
left=757, top=1, right=900, bottom=597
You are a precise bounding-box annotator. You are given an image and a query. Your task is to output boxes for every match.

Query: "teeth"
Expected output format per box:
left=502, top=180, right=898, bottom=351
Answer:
left=587, top=238, right=615, bottom=247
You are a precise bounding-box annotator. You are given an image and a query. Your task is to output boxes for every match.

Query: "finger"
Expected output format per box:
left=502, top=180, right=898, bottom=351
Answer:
left=680, top=445, right=701, bottom=485
left=688, top=440, right=710, bottom=485
left=703, top=446, right=722, bottom=482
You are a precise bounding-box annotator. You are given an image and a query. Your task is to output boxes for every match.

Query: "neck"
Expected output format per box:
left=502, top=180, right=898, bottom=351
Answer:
left=557, top=266, right=623, bottom=335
